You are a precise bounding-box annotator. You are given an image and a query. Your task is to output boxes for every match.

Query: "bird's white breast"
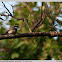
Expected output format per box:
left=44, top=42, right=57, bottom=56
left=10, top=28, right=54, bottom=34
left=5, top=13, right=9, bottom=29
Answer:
left=8, top=30, right=13, bottom=34
left=8, top=30, right=16, bottom=34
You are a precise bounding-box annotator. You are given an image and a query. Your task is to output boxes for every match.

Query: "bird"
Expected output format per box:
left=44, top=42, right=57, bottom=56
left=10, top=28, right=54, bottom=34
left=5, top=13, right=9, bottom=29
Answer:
left=2, top=25, right=19, bottom=35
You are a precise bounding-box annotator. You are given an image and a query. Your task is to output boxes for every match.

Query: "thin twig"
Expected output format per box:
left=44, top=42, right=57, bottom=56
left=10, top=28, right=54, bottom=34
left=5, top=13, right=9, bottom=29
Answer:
left=2, top=2, right=12, bottom=16
left=23, top=17, right=32, bottom=32
left=0, top=14, right=24, bottom=20
left=36, top=2, right=44, bottom=27
left=12, top=16, right=24, bottom=20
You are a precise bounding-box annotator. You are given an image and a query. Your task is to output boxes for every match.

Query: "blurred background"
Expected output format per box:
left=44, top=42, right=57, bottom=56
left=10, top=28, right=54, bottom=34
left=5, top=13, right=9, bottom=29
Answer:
left=0, top=2, right=62, bottom=60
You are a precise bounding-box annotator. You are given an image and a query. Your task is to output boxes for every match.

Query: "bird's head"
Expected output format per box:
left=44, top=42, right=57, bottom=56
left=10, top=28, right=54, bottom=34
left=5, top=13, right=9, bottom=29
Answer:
left=13, top=25, right=19, bottom=29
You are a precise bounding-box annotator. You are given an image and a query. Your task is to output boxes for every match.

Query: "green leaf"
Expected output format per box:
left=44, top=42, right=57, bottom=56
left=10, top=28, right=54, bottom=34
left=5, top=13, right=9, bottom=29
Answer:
left=11, top=52, right=19, bottom=59
left=15, top=42, right=24, bottom=48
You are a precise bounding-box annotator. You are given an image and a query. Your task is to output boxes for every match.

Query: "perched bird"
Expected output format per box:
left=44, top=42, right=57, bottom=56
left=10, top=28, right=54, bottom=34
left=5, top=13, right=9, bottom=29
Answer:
left=2, top=25, right=19, bottom=35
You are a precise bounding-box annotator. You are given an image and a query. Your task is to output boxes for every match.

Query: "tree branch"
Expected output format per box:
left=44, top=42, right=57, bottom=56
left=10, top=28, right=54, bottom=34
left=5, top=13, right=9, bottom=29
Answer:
left=0, top=31, right=62, bottom=40
left=32, top=2, right=44, bottom=32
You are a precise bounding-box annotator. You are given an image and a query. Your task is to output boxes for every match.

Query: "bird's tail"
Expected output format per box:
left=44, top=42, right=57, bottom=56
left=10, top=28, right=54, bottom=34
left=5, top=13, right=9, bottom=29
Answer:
left=1, top=33, right=7, bottom=35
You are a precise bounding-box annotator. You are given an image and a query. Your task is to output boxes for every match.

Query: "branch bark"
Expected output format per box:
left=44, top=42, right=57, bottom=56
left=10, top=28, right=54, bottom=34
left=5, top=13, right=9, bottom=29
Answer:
left=0, top=31, right=62, bottom=40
